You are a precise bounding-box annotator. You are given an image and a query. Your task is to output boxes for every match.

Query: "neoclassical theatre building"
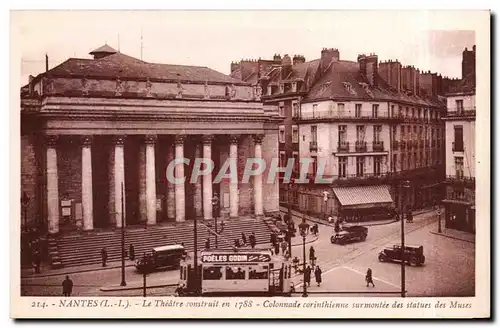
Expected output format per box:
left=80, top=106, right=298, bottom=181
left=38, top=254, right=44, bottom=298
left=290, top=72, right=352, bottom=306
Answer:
left=21, top=45, right=281, bottom=235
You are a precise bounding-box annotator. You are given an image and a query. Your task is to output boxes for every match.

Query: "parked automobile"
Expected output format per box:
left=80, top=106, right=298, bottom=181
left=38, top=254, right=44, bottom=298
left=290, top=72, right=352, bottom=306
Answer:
left=378, top=244, right=425, bottom=266
left=136, top=244, right=186, bottom=274
left=330, top=225, right=368, bottom=244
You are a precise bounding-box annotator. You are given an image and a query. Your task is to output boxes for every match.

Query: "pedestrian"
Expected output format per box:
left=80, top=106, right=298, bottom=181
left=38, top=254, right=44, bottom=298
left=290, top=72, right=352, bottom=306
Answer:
left=241, top=232, right=247, bottom=245
left=249, top=232, right=256, bottom=249
left=366, top=268, right=375, bottom=287
left=62, top=275, right=73, bottom=297
left=205, top=238, right=211, bottom=249
left=304, top=265, right=311, bottom=287
left=270, top=232, right=276, bottom=246
left=309, top=246, right=316, bottom=267
left=129, top=244, right=135, bottom=261
left=234, top=239, right=240, bottom=248
left=33, top=250, right=41, bottom=274
left=314, top=224, right=319, bottom=236
left=281, top=240, right=287, bottom=254
left=274, top=242, right=280, bottom=255
left=101, top=247, right=108, bottom=267
left=315, top=266, right=322, bottom=287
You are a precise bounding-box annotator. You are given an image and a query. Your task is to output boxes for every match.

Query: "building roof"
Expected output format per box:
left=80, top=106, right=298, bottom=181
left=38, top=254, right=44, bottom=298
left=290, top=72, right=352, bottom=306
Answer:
left=43, top=51, right=244, bottom=84
left=89, top=44, right=117, bottom=55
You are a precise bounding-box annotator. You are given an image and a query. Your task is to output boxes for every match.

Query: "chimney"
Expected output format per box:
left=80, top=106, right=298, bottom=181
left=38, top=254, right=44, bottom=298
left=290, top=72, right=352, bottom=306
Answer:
left=358, top=54, right=367, bottom=78
left=320, top=48, right=339, bottom=74
left=281, top=54, right=292, bottom=79
left=402, top=65, right=418, bottom=95
left=365, top=54, right=378, bottom=87
left=273, top=54, right=282, bottom=63
left=462, top=45, right=476, bottom=79
left=230, top=61, right=239, bottom=74
left=293, top=55, right=306, bottom=65
left=379, top=59, right=401, bottom=91
left=45, top=53, right=49, bottom=72
left=28, top=75, right=34, bottom=94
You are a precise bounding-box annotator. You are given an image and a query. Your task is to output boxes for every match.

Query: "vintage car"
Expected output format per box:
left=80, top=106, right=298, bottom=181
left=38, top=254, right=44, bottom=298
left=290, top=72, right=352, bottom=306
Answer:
left=330, top=225, right=368, bottom=244
left=136, top=244, right=186, bottom=274
left=378, top=244, right=425, bottom=266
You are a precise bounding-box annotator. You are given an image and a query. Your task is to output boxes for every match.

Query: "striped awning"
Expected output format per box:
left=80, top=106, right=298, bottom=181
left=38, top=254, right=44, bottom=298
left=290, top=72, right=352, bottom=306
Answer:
left=332, top=185, right=394, bottom=207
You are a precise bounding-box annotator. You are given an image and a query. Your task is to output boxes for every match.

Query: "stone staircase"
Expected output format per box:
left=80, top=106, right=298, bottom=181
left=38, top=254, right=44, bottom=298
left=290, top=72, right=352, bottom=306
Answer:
left=57, top=217, right=273, bottom=268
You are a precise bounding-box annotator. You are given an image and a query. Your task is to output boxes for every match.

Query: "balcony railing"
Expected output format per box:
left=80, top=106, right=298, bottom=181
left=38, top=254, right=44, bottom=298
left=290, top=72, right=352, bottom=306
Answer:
left=309, top=141, right=318, bottom=152
left=445, top=174, right=475, bottom=186
left=337, top=141, right=349, bottom=152
left=446, top=107, right=476, bottom=118
left=452, top=142, right=464, bottom=152
left=372, top=141, right=384, bottom=152
left=355, top=141, right=367, bottom=152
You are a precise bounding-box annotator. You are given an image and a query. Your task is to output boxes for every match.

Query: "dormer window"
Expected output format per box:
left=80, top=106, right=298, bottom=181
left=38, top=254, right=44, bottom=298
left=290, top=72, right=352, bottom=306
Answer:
left=279, top=84, right=285, bottom=93
left=292, top=82, right=297, bottom=92
left=284, top=83, right=291, bottom=93
left=267, top=85, right=272, bottom=95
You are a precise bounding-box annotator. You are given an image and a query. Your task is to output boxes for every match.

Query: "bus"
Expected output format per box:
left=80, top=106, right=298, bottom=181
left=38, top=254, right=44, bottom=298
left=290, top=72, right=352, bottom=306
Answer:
left=177, top=248, right=293, bottom=296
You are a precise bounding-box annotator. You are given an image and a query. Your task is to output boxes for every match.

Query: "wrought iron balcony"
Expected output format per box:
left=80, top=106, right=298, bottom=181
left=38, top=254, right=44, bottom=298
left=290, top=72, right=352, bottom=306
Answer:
left=445, top=174, right=475, bottom=187
left=337, top=141, right=349, bottom=152
left=355, top=141, right=367, bottom=152
left=372, top=141, right=384, bottom=152
left=309, top=141, right=318, bottom=152
left=446, top=107, right=476, bottom=118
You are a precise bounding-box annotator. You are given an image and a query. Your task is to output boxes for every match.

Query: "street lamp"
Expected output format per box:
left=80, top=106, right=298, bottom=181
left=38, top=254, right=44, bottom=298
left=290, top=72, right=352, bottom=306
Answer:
left=437, top=204, right=442, bottom=233
left=322, top=190, right=329, bottom=220
left=210, top=194, right=225, bottom=248
left=400, top=180, right=410, bottom=298
left=120, top=182, right=126, bottom=287
left=298, top=218, right=310, bottom=297
left=21, top=192, right=30, bottom=232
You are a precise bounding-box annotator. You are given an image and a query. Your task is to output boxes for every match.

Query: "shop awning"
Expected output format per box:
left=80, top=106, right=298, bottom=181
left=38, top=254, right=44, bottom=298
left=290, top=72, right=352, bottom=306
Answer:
left=332, top=185, right=394, bottom=207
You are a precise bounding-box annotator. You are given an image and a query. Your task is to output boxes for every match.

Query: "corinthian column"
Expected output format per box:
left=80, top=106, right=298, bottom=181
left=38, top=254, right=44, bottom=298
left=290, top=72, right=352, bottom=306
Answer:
left=253, top=134, right=265, bottom=217
left=202, top=135, right=214, bottom=220
left=46, top=135, right=60, bottom=234
left=145, top=135, right=157, bottom=225
left=229, top=135, right=240, bottom=218
left=166, top=144, right=175, bottom=220
left=174, top=135, right=186, bottom=222
left=81, top=136, right=94, bottom=231
left=113, top=136, right=126, bottom=228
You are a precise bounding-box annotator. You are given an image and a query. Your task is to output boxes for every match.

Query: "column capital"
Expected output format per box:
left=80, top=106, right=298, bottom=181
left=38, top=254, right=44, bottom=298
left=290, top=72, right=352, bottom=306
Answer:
left=112, top=135, right=126, bottom=146
left=252, top=134, right=265, bottom=145
left=144, top=134, right=158, bottom=145
left=229, top=134, right=240, bottom=145
left=202, top=135, right=214, bottom=145
left=81, top=135, right=93, bottom=147
left=174, top=135, right=186, bottom=145
left=45, top=135, right=59, bottom=147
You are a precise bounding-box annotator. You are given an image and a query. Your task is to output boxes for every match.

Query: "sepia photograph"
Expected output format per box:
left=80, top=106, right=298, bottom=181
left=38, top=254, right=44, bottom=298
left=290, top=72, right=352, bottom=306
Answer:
left=10, top=9, right=490, bottom=318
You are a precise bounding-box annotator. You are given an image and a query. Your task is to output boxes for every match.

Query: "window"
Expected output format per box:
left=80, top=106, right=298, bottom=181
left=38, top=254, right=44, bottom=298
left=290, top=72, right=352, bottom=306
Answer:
left=405, top=107, right=409, bottom=118
left=338, top=125, right=347, bottom=143
left=279, top=126, right=285, bottom=143
left=392, top=126, right=397, bottom=140
left=398, top=105, right=403, bottom=117
left=413, top=125, right=417, bottom=137
left=279, top=102, right=285, bottom=117
left=400, top=126, right=405, bottom=140
left=424, top=109, right=428, bottom=120
left=226, top=267, right=246, bottom=280
left=374, top=156, right=382, bottom=176
left=419, top=126, right=423, bottom=140
left=401, top=153, right=406, bottom=170
left=417, top=108, right=421, bottom=118
left=356, top=157, right=365, bottom=177
left=356, top=125, right=365, bottom=142
left=338, top=157, right=347, bottom=178
left=453, top=125, right=464, bottom=151
left=393, top=154, right=398, bottom=171
left=249, top=266, right=269, bottom=280
left=311, top=125, right=317, bottom=142
left=279, top=152, right=286, bottom=168
left=338, top=103, right=345, bottom=116
left=292, top=126, right=299, bottom=143
left=455, top=157, right=464, bottom=178
left=312, top=104, right=318, bottom=117
left=456, top=99, right=464, bottom=113
left=373, top=125, right=382, bottom=143
left=355, top=104, right=362, bottom=117
left=292, top=102, right=299, bottom=117
left=292, top=152, right=299, bottom=173
left=203, top=266, right=223, bottom=280
left=411, top=107, right=415, bottom=118
left=372, top=104, right=379, bottom=118
left=391, top=105, right=395, bottom=117
left=413, top=152, right=417, bottom=169
left=311, top=156, right=317, bottom=176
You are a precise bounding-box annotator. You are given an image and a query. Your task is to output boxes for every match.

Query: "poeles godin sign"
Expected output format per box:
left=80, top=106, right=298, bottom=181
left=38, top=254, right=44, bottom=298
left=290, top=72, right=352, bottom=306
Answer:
left=201, top=253, right=271, bottom=263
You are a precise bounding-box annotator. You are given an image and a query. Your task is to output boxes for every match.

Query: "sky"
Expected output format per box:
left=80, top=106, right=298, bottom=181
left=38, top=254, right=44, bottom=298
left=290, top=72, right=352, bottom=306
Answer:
left=12, top=11, right=477, bottom=86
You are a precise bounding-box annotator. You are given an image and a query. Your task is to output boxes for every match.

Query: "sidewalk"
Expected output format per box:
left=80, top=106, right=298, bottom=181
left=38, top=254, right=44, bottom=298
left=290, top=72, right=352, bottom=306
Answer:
left=430, top=228, right=475, bottom=243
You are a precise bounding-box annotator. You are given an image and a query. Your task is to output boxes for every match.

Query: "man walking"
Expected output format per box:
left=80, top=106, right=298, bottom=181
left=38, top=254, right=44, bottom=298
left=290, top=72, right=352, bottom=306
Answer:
left=314, top=266, right=323, bottom=287
left=304, top=265, right=311, bottom=287
left=62, top=275, right=73, bottom=297
left=101, top=247, right=108, bottom=267
left=309, top=246, right=316, bottom=267
left=366, top=268, right=375, bottom=287
left=129, top=244, right=135, bottom=261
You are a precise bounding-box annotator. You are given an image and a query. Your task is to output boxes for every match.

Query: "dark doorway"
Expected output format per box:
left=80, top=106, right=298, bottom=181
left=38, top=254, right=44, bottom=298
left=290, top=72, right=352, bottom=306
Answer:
left=124, top=137, right=140, bottom=225
left=91, top=136, right=110, bottom=228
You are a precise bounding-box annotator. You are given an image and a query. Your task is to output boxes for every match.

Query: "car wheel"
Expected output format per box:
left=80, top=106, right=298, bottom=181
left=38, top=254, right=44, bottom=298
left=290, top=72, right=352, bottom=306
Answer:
left=378, top=254, right=386, bottom=262
left=330, top=236, right=336, bottom=244
left=410, top=257, right=418, bottom=266
left=361, top=234, right=367, bottom=241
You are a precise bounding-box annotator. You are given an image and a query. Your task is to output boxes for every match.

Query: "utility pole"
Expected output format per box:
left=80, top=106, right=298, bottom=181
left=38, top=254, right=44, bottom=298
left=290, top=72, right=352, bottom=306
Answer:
left=401, top=180, right=410, bottom=298
left=193, top=204, right=199, bottom=295
left=143, top=271, right=147, bottom=297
